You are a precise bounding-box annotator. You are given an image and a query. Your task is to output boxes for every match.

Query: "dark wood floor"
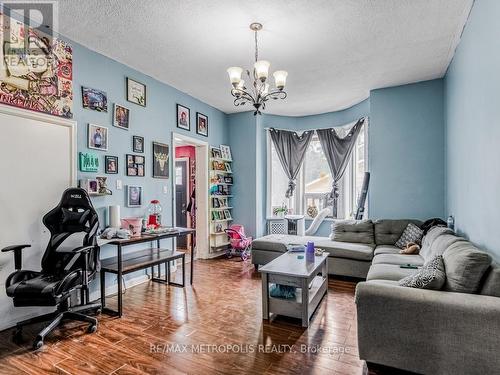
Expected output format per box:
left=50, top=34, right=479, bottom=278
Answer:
left=0, top=258, right=379, bottom=375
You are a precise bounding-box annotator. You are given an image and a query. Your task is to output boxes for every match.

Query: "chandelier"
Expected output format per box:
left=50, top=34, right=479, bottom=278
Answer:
left=227, top=23, right=288, bottom=115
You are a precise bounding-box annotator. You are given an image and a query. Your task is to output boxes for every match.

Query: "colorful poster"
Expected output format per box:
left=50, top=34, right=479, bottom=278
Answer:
left=0, top=13, right=73, bottom=118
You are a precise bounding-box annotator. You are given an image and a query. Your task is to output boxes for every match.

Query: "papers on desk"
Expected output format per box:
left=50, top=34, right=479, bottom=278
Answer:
left=145, top=226, right=179, bottom=234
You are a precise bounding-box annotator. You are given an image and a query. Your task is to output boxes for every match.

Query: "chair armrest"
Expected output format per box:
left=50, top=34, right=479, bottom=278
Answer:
left=72, top=245, right=97, bottom=254
left=1, top=244, right=31, bottom=252
left=1, top=244, right=31, bottom=270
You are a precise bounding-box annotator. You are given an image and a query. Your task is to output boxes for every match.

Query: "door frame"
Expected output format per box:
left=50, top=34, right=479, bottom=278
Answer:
left=174, top=157, right=190, bottom=247
left=171, top=132, right=209, bottom=259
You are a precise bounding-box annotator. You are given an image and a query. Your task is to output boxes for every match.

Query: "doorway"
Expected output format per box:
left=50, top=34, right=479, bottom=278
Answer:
left=172, top=133, right=209, bottom=259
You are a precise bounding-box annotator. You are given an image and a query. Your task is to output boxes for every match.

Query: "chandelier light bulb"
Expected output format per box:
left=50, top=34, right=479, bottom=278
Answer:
left=254, top=60, right=270, bottom=81
left=227, top=67, right=243, bottom=86
left=273, top=70, right=288, bottom=90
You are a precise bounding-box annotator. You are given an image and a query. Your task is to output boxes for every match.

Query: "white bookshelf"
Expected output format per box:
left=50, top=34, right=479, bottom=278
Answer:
left=209, top=153, right=233, bottom=254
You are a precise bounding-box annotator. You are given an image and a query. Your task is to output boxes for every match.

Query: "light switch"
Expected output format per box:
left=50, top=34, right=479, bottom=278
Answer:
left=116, top=180, right=123, bottom=190
left=163, top=185, right=168, bottom=194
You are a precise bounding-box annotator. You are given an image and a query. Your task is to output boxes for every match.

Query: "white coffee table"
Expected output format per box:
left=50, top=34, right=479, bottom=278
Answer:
left=259, top=252, right=328, bottom=327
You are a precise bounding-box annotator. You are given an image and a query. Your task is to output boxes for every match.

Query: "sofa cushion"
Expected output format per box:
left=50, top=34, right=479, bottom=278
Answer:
left=251, top=234, right=375, bottom=261
left=252, top=234, right=309, bottom=253
left=330, top=220, right=374, bottom=244
left=422, top=233, right=463, bottom=262
left=419, top=226, right=454, bottom=260
left=443, top=241, right=492, bottom=294
left=314, top=238, right=375, bottom=261
left=398, top=255, right=446, bottom=290
left=374, top=245, right=400, bottom=255
left=480, top=263, right=500, bottom=298
left=366, top=263, right=419, bottom=282
left=373, top=219, right=422, bottom=246
left=372, top=253, right=424, bottom=266
left=395, top=223, right=424, bottom=249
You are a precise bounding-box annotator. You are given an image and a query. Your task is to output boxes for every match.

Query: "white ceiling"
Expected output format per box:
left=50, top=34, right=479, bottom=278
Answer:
left=55, top=0, right=473, bottom=116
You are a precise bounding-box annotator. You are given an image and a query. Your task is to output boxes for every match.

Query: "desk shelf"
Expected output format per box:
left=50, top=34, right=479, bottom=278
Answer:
left=101, top=248, right=184, bottom=274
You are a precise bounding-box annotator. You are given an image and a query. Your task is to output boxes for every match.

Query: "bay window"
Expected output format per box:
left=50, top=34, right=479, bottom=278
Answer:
left=267, top=122, right=368, bottom=219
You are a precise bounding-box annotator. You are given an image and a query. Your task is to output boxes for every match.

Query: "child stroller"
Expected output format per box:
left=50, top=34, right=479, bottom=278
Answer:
left=224, top=224, right=252, bottom=261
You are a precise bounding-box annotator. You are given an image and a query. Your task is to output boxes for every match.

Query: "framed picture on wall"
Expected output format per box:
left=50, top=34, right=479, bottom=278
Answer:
left=176, top=104, right=190, bottom=131
left=88, top=123, right=109, bottom=151
left=113, top=104, right=130, bottom=130
left=126, top=78, right=146, bottom=107
left=132, top=135, right=144, bottom=153
left=196, top=112, right=208, bottom=137
left=152, top=141, right=169, bottom=179
left=126, top=154, right=145, bottom=176
left=105, top=155, right=118, bottom=174
left=127, top=185, right=143, bottom=207
left=220, top=145, right=232, bottom=160
left=82, top=86, right=108, bottom=112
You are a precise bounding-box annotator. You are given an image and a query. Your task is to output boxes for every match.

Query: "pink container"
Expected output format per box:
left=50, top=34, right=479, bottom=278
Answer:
left=121, top=217, right=142, bottom=237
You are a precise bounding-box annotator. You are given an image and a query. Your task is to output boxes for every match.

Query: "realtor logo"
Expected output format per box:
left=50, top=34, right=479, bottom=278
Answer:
left=1, top=1, right=58, bottom=53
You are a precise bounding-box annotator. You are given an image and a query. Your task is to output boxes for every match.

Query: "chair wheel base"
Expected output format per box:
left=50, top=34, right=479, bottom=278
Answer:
left=87, top=324, right=97, bottom=334
left=33, top=339, right=43, bottom=350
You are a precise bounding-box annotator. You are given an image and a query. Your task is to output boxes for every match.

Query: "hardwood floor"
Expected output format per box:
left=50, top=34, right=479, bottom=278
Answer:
left=0, top=258, right=380, bottom=375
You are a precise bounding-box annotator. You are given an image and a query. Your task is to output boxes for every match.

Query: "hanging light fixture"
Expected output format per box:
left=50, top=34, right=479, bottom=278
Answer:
left=227, top=23, right=288, bottom=115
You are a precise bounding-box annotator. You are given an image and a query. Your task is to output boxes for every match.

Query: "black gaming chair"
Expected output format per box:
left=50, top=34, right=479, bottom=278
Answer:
left=2, top=188, right=101, bottom=349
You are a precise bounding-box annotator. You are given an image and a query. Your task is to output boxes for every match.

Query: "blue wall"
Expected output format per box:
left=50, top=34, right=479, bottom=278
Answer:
left=370, top=80, right=445, bottom=220
left=69, top=38, right=229, bottom=287
left=444, top=0, right=500, bottom=258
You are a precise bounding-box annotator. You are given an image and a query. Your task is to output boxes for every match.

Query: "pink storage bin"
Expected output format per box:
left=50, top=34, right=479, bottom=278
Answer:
left=121, top=217, right=142, bottom=237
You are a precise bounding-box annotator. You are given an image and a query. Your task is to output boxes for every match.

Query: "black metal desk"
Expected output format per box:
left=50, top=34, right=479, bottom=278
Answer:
left=100, top=228, right=195, bottom=317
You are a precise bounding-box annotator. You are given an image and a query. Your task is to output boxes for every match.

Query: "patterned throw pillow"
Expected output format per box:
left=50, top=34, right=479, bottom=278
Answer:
left=395, top=223, right=424, bottom=249
left=398, top=255, right=446, bottom=290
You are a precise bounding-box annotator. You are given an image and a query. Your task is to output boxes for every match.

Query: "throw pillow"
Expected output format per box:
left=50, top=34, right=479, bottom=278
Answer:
left=398, top=255, right=446, bottom=290
left=395, top=223, right=424, bottom=249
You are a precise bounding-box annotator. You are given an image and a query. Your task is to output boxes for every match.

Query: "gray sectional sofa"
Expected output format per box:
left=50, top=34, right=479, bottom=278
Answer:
left=253, top=219, right=500, bottom=374
left=356, top=225, right=500, bottom=374
left=252, top=219, right=421, bottom=278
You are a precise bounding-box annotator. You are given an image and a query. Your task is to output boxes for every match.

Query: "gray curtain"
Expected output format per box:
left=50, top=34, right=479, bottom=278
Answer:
left=269, top=128, right=314, bottom=198
left=316, top=117, right=365, bottom=217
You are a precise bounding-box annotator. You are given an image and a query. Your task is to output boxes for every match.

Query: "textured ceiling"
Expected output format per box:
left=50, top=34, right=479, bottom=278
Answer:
left=54, top=0, right=473, bottom=116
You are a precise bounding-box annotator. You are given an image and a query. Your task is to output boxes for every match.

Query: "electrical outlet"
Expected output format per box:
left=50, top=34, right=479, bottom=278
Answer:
left=116, top=180, right=123, bottom=190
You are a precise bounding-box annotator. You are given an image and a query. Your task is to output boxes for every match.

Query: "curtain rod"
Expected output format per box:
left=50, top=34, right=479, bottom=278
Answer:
left=263, top=116, right=367, bottom=132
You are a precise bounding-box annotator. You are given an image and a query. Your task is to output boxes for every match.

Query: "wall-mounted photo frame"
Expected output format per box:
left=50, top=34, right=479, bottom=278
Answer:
left=196, top=112, right=208, bottom=137
left=127, top=185, right=143, bottom=207
left=82, top=178, right=98, bottom=195
left=132, top=135, right=144, bottom=153
left=79, top=152, right=99, bottom=172
left=82, top=86, right=108, bottom=112
left=152, top=141, right=169, bottom=179
left=126, top=154, right=145, bottom=176
left=176, top=104, right=190, bottom=131
left=126, top=78, right=146, bottom=107
left=224, top=162, right=232, bottom=173
left=220, top=145, right=232, bottom=161
left=210, top=147, right=222, bottom=159
left=105, top=155, right=118, bottom=174
left=88, top=123, right=109, bottom=151
left=113, top=103, right=130, bottom=130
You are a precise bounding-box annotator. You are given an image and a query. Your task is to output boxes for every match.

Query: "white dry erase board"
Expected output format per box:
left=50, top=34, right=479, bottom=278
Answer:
left=0, top=104, right=76, bottom=329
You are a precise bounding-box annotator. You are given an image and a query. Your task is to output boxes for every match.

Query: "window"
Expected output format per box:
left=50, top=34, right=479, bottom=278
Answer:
left=267, top=122, right=368, bottom=219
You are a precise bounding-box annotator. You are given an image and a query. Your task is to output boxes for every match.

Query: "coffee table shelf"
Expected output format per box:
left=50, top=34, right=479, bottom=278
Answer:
left=260, top=252, right=328, bottom=327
